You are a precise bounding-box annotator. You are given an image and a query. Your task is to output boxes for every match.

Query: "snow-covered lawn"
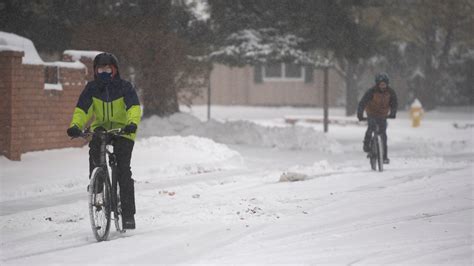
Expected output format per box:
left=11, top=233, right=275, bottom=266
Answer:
left=1, top=106, right=473, bottom=265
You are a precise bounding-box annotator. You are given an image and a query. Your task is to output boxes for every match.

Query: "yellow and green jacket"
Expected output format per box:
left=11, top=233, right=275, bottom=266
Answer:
left=69, top=76, right=141, bottom=141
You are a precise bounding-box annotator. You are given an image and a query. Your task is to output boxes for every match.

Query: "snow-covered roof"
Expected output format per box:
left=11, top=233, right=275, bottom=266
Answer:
left=64, top=50, right=103, bottom=61
left=0, top=31, right=88, bottom=70
left=0, top=31, right=44, bottom=65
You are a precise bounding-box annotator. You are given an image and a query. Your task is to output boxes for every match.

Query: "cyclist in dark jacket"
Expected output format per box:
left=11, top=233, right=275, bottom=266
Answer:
left=357, top=72, right=398, bottom=164
left=67, top=52, right=141, bottom=229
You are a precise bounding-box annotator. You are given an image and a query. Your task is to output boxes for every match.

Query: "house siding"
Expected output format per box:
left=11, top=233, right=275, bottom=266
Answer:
left=196, top=64, right=345, bottom=107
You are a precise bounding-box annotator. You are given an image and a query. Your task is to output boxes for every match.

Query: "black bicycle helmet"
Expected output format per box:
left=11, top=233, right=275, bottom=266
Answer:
left=93, top=52, right=119, bottom=70
left=375, top=72, right=389, bottom=84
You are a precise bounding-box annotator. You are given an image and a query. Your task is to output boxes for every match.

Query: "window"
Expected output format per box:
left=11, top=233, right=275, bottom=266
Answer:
left=263, top=63, right=304, bottom=81
left=44, top=66, right=59, bottom=84
left=285, top=63, right=302, bottom=78
left=264, top=63, right=282, bottom=78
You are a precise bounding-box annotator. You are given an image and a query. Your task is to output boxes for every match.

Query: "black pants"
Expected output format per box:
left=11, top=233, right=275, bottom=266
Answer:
left=89, top=136, right=136, bottom=217
left=364, top=117, right=388, bottom=159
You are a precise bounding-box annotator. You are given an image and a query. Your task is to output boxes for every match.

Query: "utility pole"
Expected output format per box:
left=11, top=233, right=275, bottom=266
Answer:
left=207, top=66, right=212, bottom=121
left=323, top=66, right=329, bottom=133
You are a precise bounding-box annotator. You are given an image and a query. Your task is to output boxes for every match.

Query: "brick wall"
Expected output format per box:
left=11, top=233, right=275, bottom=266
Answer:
left=0, top=50, right=94, bottom=160
left=0, top=51, right=17, bottom=159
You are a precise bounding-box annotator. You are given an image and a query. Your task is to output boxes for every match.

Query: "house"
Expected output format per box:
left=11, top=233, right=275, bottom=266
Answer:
left=195, top=62, right=346, bottom=106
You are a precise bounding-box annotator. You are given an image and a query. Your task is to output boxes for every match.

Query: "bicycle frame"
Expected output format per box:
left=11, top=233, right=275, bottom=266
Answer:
left=96, top=131, right=119, bottom=215
left=98, top=129, right=125, bottom=233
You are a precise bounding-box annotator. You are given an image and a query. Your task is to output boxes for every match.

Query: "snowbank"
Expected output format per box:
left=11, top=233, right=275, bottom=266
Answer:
left=0, top=136, right=243, bottom=202
left=132, top=136, right=243, bottom=181
left=139, top=112, right=343, bottom=153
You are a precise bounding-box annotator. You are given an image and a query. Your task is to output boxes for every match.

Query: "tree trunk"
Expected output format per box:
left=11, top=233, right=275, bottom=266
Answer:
left=345, top=62, right=358, bottom=116
left=142, top=84, right=180, bottom=118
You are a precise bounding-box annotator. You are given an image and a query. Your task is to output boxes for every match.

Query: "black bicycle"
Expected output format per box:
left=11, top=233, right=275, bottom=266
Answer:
left=76, top=128, right=126, bottom=241
left=361, top=118, right=384, bottom=172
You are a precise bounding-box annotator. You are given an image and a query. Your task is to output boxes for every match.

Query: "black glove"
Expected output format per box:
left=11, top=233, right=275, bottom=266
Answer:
left=357, top=113, right=364, bottom=121
left=67, top=125, right=82, bottom=138
left=388, top=113, right=396, bottom=119
left=123, top=123, right=137, bottom=134
left=94, top=126, right=106, bottom=133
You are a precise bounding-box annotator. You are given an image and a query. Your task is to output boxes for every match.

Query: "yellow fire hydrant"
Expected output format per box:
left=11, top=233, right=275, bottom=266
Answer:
left=410, top=98, right=424, bottom=127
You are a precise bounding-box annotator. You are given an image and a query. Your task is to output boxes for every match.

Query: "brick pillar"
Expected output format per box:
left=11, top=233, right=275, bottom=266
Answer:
left=0, top=50, right=24, bottom=160
left=80, top=58, right=94, bottom=81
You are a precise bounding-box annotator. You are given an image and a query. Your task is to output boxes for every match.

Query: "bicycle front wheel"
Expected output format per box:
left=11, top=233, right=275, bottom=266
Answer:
left=370, top=139, right=377, bottom=171
left=376, top=135, right=384, bottom=172
left=89, top=167, right=111, bottom=241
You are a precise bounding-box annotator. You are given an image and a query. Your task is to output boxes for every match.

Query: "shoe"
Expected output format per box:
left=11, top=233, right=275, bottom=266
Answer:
left=363, top=142, right=370, bottom=152
left=383, top=158, right=390, bottom=164
left=122, top=215, right=136, bottom=230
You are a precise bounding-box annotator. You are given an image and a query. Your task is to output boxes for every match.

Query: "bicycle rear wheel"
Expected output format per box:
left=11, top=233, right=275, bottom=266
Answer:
left=376, top=135, right=384, bottom=172
left=113, top=193, right=125, bottom=233
left=89, top=167, right=111, bottom=241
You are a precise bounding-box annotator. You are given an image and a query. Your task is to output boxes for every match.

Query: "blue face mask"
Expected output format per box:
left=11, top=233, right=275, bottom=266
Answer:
left=98, top=72, right=112, bottom=82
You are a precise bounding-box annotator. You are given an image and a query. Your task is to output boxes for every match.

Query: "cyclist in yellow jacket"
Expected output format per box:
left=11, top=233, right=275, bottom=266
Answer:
left=67, top=52, right=141, bottom=229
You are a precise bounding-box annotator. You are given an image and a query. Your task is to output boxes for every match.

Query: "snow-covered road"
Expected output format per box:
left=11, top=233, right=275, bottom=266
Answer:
left=1, top=106, right=473, bottom=265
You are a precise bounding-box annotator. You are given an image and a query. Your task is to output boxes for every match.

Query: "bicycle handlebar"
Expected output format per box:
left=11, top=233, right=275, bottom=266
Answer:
left=72, top=128, right=126, bottom=139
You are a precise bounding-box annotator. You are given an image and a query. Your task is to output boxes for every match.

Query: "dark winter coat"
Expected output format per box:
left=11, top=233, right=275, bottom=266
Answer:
left=69, top=74, right=141, bottom=141
left=357, top=86, right=398, bottom=119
